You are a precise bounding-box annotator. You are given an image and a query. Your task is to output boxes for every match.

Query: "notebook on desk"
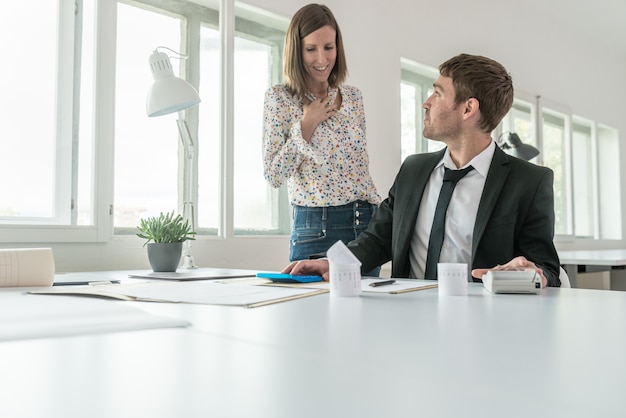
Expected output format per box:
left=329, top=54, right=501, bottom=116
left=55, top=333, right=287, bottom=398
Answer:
left=128, top=267, right=258, bottom=281
left=271, top=278, right=438, bottom=294
left=30, top=280, right=328, bottom=308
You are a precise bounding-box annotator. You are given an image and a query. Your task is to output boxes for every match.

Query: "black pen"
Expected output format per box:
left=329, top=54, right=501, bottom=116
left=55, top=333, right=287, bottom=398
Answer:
left=369, top=279, right=396, bottom=287
left=53, top=280, right=121, bottom=286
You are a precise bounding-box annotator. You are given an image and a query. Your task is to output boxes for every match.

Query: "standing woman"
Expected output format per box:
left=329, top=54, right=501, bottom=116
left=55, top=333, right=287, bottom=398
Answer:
left=262, top=3, right=381, bottom=274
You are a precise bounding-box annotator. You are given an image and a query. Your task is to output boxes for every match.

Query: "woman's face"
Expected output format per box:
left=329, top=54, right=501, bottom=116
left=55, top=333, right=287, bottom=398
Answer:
left=301, top=25, right=337, bottom=87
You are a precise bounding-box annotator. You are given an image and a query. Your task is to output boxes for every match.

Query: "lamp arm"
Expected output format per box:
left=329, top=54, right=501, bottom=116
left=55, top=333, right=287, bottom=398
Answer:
left=155, top=46, right=189, bottom=60
left=176, top=114, right=197, bottom=269
left=176, top=115, right=195, bottom=160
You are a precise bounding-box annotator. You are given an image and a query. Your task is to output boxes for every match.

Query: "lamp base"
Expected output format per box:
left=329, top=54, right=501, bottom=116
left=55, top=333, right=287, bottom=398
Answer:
left=181, top=253, right=198, bottom=269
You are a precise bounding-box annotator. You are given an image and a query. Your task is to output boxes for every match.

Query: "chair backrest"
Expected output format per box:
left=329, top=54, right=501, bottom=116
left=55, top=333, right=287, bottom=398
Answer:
left=559, top=267, right=571, bottom=288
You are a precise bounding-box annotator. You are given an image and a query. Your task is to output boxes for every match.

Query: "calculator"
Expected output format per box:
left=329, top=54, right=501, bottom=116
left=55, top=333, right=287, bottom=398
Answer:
left=256, top=273, right=323, bottom=283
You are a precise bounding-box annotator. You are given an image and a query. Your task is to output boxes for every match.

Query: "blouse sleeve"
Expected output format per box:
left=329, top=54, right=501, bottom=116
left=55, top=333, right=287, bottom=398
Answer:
left=262, top=87, right=314, bottom=188
left=356, top=88, right=367, bottom=137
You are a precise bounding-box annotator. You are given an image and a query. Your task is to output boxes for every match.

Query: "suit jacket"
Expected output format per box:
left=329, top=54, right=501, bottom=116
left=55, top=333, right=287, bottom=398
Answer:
left=348, top=146, right=561, bottom=286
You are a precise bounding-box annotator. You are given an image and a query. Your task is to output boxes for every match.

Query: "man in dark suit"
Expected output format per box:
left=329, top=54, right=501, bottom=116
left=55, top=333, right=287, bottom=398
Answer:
left=284, top=53, right=561, bottom=287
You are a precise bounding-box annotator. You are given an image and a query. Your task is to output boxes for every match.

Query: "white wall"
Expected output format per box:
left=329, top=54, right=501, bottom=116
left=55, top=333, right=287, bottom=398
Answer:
left=254, top=0, right=626, bottom=251
left=253, top=0, right=626, bottom=192
left=12, top=0, right=626, bottom=273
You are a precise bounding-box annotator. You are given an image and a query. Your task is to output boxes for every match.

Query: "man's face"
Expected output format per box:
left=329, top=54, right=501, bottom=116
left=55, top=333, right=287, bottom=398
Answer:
left=422, top=75, right=463, bottom=143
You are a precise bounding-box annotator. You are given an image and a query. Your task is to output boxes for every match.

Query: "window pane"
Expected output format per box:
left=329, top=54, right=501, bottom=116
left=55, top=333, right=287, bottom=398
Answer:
left=0, top=0, right=95, bottom=228
left=572, top=122, right=595, bottom=238
left=233, top=36, right=273, bottom=230
left=232, top=10, right=288, bottom=234
left=114, top=3, right=181, bottom=228
left=597, top=125, right=621, bottom=239
left=423, top=87, right=445, bottom=153
left=400, top=64, right=437, bottom=155
left=198, top=26, right=220, bottom=231
left=508, top=102, right=536, bottom=152
left=77, top=0, right=97, bottom=225
left=0, top=2, right=58, bottom=220
left=542, top=110, right=570, bottom=235
left=400, top=82, right=417, bottom=162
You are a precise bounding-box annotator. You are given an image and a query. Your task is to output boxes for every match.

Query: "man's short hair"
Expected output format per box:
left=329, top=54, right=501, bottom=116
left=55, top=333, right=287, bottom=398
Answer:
left=439, top=54, right=514, bottom=132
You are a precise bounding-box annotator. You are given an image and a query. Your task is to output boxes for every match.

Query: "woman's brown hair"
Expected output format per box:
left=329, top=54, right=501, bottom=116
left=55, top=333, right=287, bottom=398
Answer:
left=283, top=4, right=348, bottom=98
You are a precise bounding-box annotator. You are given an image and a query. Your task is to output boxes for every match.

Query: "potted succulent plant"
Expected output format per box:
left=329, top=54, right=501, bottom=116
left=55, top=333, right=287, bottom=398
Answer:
left=136, top=211, right=196, bottom=272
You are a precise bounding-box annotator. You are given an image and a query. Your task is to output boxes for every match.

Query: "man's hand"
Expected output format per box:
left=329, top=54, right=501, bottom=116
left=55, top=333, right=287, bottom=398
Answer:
left=471, top=256, right=548, bottom=288
left=282, top=259, right=330, bottom=281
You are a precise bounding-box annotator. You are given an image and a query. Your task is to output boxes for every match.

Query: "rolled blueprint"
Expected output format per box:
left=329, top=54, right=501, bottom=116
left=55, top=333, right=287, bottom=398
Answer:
left=0, top=248, right=55, bottom=287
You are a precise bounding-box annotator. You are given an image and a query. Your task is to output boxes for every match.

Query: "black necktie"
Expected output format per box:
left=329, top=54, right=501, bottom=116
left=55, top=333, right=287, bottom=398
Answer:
left=424, top=165, right=474, bottom=279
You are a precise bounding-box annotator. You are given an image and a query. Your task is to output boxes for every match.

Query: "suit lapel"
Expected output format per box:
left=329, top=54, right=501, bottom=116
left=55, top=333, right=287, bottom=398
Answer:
left=405, top=150, right=443, bottom=210
left=472, top=147, right=511, bottom=261
left=395, top=150, right=444, bottom=256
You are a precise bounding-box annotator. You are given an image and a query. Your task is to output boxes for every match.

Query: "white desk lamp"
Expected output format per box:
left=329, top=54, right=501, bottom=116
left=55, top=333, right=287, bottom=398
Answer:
left=146, top=47, right=201, bottom=269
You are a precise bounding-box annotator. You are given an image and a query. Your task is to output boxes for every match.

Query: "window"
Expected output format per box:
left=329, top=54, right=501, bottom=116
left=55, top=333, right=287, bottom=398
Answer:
left=113, top=0, right=289, bottom=237
left=0, top=0, right=290, bottom=243
left=0, top=0, right=95, bottom=232
left=231, top=10, right=290, bottom=234
left=568, top=119, right=623, bottom=240
left=400, top=58, right=621, bottom=241
left=115, top=2, right=182, bottom=229
left=597, top=124, right=622, bottom=239
left=400, top=78, right=420, bottom=162
left=198, top=24, right=221, bottom=232
left=1, top=2, right=62, bottom=223
left=571, top=119, right=596, bottom=238
left=541, top=107, right=572, bottom=236
left=400, top=60, right=443, bottom=163
left=500, top=100, right=537, bottom=160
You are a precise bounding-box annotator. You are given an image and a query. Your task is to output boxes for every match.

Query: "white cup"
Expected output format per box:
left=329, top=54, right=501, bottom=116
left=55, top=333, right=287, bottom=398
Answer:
left=329, top=261, right=362, bottom=297
left=437, top=263, right=468, bottom=296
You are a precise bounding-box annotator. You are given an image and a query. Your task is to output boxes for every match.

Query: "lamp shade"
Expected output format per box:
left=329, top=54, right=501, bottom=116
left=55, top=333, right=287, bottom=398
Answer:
left=146, top=50, right=200, bottom=117
left=500, top=132, right=540, bottom=161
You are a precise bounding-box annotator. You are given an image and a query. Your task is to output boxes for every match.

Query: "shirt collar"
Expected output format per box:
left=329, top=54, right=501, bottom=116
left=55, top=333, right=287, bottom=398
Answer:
left=437, top=140, right=496, bottom=178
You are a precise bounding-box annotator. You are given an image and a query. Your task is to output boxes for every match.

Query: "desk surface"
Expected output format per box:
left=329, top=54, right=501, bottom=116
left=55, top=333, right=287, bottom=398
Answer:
left=53, top=267, right=258, bottom=284
left=559, top=249, right=626, bottom=266
left=1, top=274, right=625, bottom=418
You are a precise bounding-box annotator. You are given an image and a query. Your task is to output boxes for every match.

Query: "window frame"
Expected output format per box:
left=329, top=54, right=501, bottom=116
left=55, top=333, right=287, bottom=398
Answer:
left=111, top=0, right=290, bottom=238
left=0, top=0, right=290, bottom=244
left=0, top=0, right=115, bottom=243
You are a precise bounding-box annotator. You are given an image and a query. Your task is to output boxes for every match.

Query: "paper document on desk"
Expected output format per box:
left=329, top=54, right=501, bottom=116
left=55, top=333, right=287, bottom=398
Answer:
left=0, top=293, right=189, bottom=342
left=364, top=278, right=438, bottom=293
left=297, top=278, right=438, bottom=293
left=128, top=267, right=257, bottom=281
left=30, top=281, right=327, bottom=308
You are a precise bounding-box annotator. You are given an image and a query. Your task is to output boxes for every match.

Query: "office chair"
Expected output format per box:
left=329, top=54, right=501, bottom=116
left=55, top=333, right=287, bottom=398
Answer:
left=559, top=266, right=571, bottom=288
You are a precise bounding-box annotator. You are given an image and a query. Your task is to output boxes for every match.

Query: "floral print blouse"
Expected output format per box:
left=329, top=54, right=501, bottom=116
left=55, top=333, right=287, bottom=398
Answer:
left=262, top=84, right=381, bottom=207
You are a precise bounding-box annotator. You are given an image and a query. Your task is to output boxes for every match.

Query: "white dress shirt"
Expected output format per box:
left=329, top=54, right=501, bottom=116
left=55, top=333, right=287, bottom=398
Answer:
left=409, top=141, right=495, bottom=279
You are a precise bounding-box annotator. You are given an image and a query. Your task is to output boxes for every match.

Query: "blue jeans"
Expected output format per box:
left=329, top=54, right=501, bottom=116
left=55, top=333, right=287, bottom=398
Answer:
left=290, top=200, right=380, bottom=277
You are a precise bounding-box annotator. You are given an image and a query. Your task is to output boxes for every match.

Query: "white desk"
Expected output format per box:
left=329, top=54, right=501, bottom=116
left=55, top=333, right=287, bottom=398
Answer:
left=53, top=267, right=258, bottom=285
left=559, top=249, right=626, bottom=288
left=1, top=276, right=625, bottom=417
